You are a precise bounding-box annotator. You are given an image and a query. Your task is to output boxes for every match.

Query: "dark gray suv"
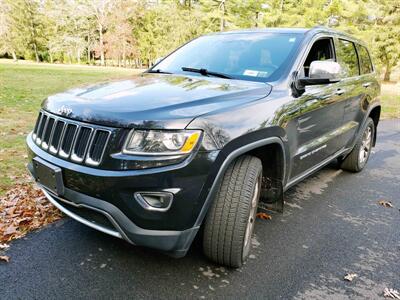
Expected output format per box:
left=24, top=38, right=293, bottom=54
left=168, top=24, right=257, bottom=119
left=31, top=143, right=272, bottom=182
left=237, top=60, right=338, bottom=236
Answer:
left=27, top=26, right=380, bottom=267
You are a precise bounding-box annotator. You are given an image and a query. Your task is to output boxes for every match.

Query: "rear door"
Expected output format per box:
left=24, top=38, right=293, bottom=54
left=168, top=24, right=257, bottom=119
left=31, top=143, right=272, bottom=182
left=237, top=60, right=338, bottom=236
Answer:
left=342, top=44, right=379, bottom=143
left=333, top=38, right=364, bottom=146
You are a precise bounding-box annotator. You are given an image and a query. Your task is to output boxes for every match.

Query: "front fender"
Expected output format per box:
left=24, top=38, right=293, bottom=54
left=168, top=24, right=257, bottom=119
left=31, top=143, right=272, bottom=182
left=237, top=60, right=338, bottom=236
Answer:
left=191, top=132, right=288, bottom=228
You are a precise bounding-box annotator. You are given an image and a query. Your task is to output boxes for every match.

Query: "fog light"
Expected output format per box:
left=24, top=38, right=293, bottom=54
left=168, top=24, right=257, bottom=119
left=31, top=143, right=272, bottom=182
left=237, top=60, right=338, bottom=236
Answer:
left=134, top=192, right=173, bottom=212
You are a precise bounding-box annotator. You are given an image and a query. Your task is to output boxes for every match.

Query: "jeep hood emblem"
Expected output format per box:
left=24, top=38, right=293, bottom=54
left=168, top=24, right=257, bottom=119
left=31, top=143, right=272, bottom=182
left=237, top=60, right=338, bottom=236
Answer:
left=58, top=105, right=72, bottom=117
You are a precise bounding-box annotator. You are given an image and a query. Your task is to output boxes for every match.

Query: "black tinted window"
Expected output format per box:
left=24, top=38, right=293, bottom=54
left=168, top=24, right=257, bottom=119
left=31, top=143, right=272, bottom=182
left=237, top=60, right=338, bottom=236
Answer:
left=356, top=44, right=373, bottom=74
left=336, top=39, right=359, bottom=77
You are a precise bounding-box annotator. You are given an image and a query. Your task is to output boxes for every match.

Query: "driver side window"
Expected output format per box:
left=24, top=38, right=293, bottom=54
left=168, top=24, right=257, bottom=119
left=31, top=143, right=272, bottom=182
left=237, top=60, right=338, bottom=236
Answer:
left=303, top=38, right=335, bottom=77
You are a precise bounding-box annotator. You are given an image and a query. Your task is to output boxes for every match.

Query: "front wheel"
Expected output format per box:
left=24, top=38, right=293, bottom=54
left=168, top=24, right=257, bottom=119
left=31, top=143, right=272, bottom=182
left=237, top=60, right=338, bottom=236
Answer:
left=340, top=117, right=375, bottom=172
left=203, top=155, right=262, bottom=268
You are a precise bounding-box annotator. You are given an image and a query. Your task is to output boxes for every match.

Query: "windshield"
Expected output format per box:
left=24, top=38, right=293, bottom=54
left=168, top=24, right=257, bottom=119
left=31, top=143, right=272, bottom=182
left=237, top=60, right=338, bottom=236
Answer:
left=152, top=32, right=303, bottom=82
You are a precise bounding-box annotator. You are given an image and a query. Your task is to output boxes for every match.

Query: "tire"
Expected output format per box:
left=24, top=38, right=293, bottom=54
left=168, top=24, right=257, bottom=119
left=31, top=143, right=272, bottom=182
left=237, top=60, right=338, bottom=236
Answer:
left=203, top=155, right=262, bottom=268
left=340, top=117, right=375, bottom=172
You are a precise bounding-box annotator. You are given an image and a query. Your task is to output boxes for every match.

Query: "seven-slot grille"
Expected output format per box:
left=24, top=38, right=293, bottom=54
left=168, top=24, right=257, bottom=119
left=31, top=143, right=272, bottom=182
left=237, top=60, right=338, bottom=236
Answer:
left=32, top=111, right=111, bottom=166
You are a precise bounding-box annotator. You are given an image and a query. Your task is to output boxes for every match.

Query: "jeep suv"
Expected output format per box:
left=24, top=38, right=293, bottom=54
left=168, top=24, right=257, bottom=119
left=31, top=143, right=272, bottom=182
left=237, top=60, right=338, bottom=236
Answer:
left=27, top=27, right=380, bottom=267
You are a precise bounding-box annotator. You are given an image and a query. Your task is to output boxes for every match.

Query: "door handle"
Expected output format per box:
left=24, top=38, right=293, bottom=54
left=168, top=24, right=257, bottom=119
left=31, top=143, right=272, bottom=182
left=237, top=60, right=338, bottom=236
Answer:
left=362, top=82, right=371, bottom=88
left=335, top=88, right=345, bottom=96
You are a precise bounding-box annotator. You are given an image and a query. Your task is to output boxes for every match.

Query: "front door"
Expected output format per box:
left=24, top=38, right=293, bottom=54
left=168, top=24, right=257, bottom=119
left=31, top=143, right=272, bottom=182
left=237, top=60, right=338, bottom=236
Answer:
left=287, top=37, right=349, bottom=180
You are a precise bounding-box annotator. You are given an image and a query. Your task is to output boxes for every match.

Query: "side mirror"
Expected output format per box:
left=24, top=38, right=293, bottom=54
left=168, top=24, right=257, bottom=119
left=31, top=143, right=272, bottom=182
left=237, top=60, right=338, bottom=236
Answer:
left=298, top=60, right=341, bottom=86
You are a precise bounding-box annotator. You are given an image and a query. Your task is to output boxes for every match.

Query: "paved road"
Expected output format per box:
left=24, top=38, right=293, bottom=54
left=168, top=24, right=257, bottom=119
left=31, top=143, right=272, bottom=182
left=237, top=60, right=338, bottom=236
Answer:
left=1, top=119, right=399, bottom=300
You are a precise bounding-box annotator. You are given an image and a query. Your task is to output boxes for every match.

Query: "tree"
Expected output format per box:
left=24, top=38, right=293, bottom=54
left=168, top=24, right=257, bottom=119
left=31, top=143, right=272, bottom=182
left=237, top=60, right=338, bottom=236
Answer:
left=84, top=0, right=114, bottom=66
left=370, top=0, right=400, bottom=81
left=0, top=0, right=398, bottom=79
left=104, top=0, right=140, bottom=66
left=1, top=0, right=47, bottom=62
left=0, top=0, right=18, bottom=60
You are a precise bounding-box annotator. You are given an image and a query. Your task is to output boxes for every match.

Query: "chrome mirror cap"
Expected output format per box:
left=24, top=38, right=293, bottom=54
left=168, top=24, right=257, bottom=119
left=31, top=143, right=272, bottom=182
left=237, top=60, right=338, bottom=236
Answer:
left=309, top=60, right=341, bottom=80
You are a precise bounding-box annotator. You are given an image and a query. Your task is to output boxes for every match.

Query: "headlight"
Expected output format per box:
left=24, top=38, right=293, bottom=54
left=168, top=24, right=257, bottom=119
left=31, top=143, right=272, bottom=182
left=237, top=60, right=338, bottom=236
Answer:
left=123, top=130, right=201, bottom=156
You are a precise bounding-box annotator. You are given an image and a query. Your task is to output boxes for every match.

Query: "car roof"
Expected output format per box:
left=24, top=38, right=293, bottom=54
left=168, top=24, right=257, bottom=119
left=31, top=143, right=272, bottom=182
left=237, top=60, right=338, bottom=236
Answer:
left=211, top=26, right=365, bottom=46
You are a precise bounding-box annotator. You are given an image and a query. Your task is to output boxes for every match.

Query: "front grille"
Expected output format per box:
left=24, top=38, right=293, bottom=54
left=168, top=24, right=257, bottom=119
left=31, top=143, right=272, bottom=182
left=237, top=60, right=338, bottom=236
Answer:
left=88, top=130, right=109, bottom=163
left=32, top=111, right=111, bottom=166
left=60, top=124, right=77, bottom=157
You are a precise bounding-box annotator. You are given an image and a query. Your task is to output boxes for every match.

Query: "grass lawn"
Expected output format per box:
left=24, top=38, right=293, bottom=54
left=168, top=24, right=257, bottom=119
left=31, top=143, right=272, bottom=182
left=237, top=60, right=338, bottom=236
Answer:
left=380, top=83, right=400, bottom=119
left=0, top=61, right=140, bottom=195
left=0, top=61, right=399, bottom=196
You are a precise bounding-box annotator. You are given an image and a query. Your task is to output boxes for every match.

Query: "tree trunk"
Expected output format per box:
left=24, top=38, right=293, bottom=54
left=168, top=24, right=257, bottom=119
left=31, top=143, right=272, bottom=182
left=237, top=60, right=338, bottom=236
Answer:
left=255, top=12, right=259, bottom=27
left=33, top=43, right=39, bottom=62
left=122, top=43, right=126, bottom=67
left=384, top=63, right=391, bottom=81
left=11, top=50, right=17, bottom=62
left=49, top=52, right=53, bottom=64
left=99, top=23, right=105, bottom=66
left=77, top=49, right=81, bottom=64
left=220, top=0, right=225, bottom=32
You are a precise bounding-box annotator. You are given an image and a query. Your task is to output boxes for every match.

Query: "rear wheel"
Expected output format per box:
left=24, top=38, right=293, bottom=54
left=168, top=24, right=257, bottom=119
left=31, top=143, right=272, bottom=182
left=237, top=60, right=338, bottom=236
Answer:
left=203, top=155, right=262, bottom=268
left=340, top=117, right=375, bottom=172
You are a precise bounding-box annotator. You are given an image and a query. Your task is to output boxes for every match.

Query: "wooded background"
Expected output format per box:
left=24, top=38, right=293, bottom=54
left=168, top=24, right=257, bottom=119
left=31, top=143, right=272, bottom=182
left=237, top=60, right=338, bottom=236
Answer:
left=0, top=0, right=399, bottom=81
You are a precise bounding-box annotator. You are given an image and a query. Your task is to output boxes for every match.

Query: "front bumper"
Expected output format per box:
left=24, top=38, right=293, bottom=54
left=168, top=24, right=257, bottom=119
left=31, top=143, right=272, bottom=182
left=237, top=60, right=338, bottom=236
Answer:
left=27, top=133, right=220, bottom=256
left=39, top=186, right=199, bottom=256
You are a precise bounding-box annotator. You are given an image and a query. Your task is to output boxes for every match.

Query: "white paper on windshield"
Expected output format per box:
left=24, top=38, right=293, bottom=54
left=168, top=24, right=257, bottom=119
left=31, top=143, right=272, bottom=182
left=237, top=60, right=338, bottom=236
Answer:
left=243, top=70, right=259, bottom=77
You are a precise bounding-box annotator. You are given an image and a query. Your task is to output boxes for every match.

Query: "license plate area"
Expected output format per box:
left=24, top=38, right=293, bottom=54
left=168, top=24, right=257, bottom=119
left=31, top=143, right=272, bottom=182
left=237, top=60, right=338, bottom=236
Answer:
left=33, top=157, right=64, bottom=195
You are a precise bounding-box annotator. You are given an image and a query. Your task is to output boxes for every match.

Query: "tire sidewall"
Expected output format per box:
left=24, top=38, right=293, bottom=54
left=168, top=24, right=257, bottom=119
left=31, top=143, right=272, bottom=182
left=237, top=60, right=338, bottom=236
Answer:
left=241, top=168, right=262, bottom=262
left=356, top=119, right=375, bottom=171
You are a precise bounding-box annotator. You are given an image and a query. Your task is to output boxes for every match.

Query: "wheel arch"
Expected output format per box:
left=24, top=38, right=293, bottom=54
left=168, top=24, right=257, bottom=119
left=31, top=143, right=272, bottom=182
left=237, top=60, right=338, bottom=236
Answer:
left=194, top=136, right=287, bottom=227
left=368, top=105, right=381, bottom=146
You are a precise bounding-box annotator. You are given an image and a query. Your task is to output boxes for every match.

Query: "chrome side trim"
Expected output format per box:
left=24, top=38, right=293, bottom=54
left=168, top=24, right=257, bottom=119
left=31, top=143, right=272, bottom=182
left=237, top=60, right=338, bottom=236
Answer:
left=41, top=188, right=123, bottom=239
left=295, top=121, right=358, bottom=156
left=285, top=147, right=350, bottom=190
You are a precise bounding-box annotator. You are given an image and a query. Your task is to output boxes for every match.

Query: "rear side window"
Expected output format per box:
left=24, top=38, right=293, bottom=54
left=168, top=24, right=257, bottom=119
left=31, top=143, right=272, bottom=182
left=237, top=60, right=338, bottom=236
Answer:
left=336, top=39, right=359, bottom=77
left=356, top=44, right=373, bottom=74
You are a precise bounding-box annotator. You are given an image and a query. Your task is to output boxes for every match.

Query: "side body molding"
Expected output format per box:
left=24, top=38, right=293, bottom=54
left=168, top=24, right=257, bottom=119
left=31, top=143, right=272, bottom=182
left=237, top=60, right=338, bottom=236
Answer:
left=194, top=136, right=286, bottom=227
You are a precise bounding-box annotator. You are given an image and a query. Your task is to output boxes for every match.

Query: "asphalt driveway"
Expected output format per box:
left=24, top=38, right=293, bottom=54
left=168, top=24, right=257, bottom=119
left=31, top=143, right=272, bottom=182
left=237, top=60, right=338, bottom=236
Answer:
left=1, top=119, right=399, bottom=299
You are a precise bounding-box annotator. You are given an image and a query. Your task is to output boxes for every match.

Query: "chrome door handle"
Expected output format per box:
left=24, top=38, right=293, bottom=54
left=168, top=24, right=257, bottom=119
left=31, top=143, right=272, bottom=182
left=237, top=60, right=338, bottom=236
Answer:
left=335, top=89, right=345, bottom=95
left=362, top=82, right=371, bottom=88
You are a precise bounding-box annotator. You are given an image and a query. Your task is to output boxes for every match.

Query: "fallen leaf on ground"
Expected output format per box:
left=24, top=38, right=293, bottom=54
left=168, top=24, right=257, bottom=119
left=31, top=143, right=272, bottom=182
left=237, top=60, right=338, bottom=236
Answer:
left=0, top=256, right=10, bottom=263
left=384, top=288, right=400, bottom=299
left=256, top=212, right=272, bottom=220
left=344, top=273, right=358, bottom=282
left=378, top=200, right=394, bottom=208
left=0, top=183, right=63, bottom=243
left=0, top=243, right=10, bottom=250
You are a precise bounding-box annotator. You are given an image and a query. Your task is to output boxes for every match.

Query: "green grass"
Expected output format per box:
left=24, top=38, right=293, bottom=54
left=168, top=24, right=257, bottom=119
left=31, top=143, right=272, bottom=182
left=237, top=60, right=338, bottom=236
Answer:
left=0, top=61, right=398, bottom=195
left=380, top=83, right=400, bottom=120
left=0, top=62, right=140, bottom=195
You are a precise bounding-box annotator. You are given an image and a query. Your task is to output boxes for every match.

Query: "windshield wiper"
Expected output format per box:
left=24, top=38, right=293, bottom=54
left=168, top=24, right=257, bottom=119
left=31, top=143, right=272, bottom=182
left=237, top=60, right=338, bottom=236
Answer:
left=181, top=67, right=233, bottom=79
left=147, top=69, right=172, bottom=74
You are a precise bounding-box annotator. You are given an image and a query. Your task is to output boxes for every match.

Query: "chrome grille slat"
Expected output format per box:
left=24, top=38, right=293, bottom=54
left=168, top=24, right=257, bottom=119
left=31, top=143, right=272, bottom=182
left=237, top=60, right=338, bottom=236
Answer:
left=36, top=114, right=48, bottom=144
left=71, top=127, right=93, bottom=162
left=42, top=117, right=55, bottom=149
left=86, top=130, right=111, bottom=166
left=50, top=120, right=65, bottom=153
left=32, top=112, right=42, bottom=139
left=32, top=111, right=111, bottom=166
left=60, top=124, right=78, bottom=158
